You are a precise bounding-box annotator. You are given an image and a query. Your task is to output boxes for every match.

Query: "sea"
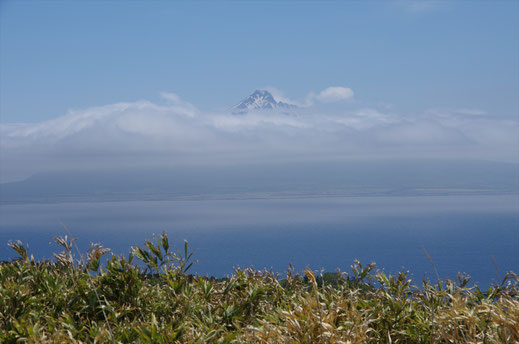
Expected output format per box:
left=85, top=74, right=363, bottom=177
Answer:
left=1, top=194, right=518, bottom=288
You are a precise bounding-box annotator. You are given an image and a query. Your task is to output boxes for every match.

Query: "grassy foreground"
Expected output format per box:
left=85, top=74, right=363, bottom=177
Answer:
left=1, top=234, right=518, bottom=343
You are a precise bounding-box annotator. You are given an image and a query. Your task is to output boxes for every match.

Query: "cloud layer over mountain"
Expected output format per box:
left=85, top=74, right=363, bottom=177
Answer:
left=1, top=91, right=517, bottom=182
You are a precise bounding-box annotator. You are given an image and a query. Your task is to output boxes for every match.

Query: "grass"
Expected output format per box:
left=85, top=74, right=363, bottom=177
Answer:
left=1, top=233, right=518, bottom=343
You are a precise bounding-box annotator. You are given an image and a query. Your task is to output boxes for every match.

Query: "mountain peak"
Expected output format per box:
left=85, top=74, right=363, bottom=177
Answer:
left=232, top=90, right=297, bottom=114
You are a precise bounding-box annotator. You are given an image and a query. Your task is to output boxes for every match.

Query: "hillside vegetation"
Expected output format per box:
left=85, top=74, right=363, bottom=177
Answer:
left=1, top=234, right=517, bottom=343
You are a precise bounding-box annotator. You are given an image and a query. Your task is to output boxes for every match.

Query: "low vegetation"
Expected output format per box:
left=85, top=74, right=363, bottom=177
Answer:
left=1, top=233, right=517, bottom=343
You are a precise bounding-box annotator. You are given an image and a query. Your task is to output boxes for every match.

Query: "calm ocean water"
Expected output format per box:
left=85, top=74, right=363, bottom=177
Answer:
left=1, top=194, right=518, bottom=287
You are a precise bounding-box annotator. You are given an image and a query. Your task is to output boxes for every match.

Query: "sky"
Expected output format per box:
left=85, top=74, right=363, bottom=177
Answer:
left=0, top=0, right=518, bottom=182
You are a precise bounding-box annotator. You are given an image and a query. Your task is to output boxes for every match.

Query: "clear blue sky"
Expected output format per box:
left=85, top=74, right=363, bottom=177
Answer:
left=1, top=0, right=518, bottom=123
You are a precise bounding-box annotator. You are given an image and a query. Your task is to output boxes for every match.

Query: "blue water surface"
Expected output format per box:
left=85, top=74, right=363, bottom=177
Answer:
left=1, top=194, right=517, bottom=287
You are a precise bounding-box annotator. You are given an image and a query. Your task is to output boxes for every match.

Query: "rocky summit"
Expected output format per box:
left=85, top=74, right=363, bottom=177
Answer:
left=232, top=90, right=297, bottom=114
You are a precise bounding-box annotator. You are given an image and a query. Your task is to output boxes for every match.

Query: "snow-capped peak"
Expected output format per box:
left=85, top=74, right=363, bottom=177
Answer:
left=232, top=90, right=297, bottom=114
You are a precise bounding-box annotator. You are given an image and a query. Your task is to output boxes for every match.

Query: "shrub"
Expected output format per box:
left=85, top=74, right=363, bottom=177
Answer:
left=0, top=234, right=517, bottom=343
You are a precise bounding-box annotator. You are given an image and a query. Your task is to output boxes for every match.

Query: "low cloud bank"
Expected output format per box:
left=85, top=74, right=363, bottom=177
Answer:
left=1, top=92, right=517, bottom=182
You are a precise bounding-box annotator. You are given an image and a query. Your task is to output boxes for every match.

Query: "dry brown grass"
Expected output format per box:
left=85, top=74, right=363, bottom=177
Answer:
left=1, top=234, right=517, bottom=343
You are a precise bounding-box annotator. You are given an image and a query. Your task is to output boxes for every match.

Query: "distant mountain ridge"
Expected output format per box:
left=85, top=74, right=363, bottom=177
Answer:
left=232, top=90, right=297, bottom=114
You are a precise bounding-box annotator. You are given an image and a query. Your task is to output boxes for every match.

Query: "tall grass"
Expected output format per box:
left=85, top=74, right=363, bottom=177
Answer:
left=1, top=233, right=517, bottom=343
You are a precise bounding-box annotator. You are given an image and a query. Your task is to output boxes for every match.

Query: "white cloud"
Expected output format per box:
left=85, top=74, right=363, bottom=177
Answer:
left=159, top=92, right=198, bottom=117
left=263, top=86, right=354, bottom=107
left=0, top=93, right=517, bottom=182
left=262, top=86, right=301, bottom=106
left=313, top=87, right=354, bottom=103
